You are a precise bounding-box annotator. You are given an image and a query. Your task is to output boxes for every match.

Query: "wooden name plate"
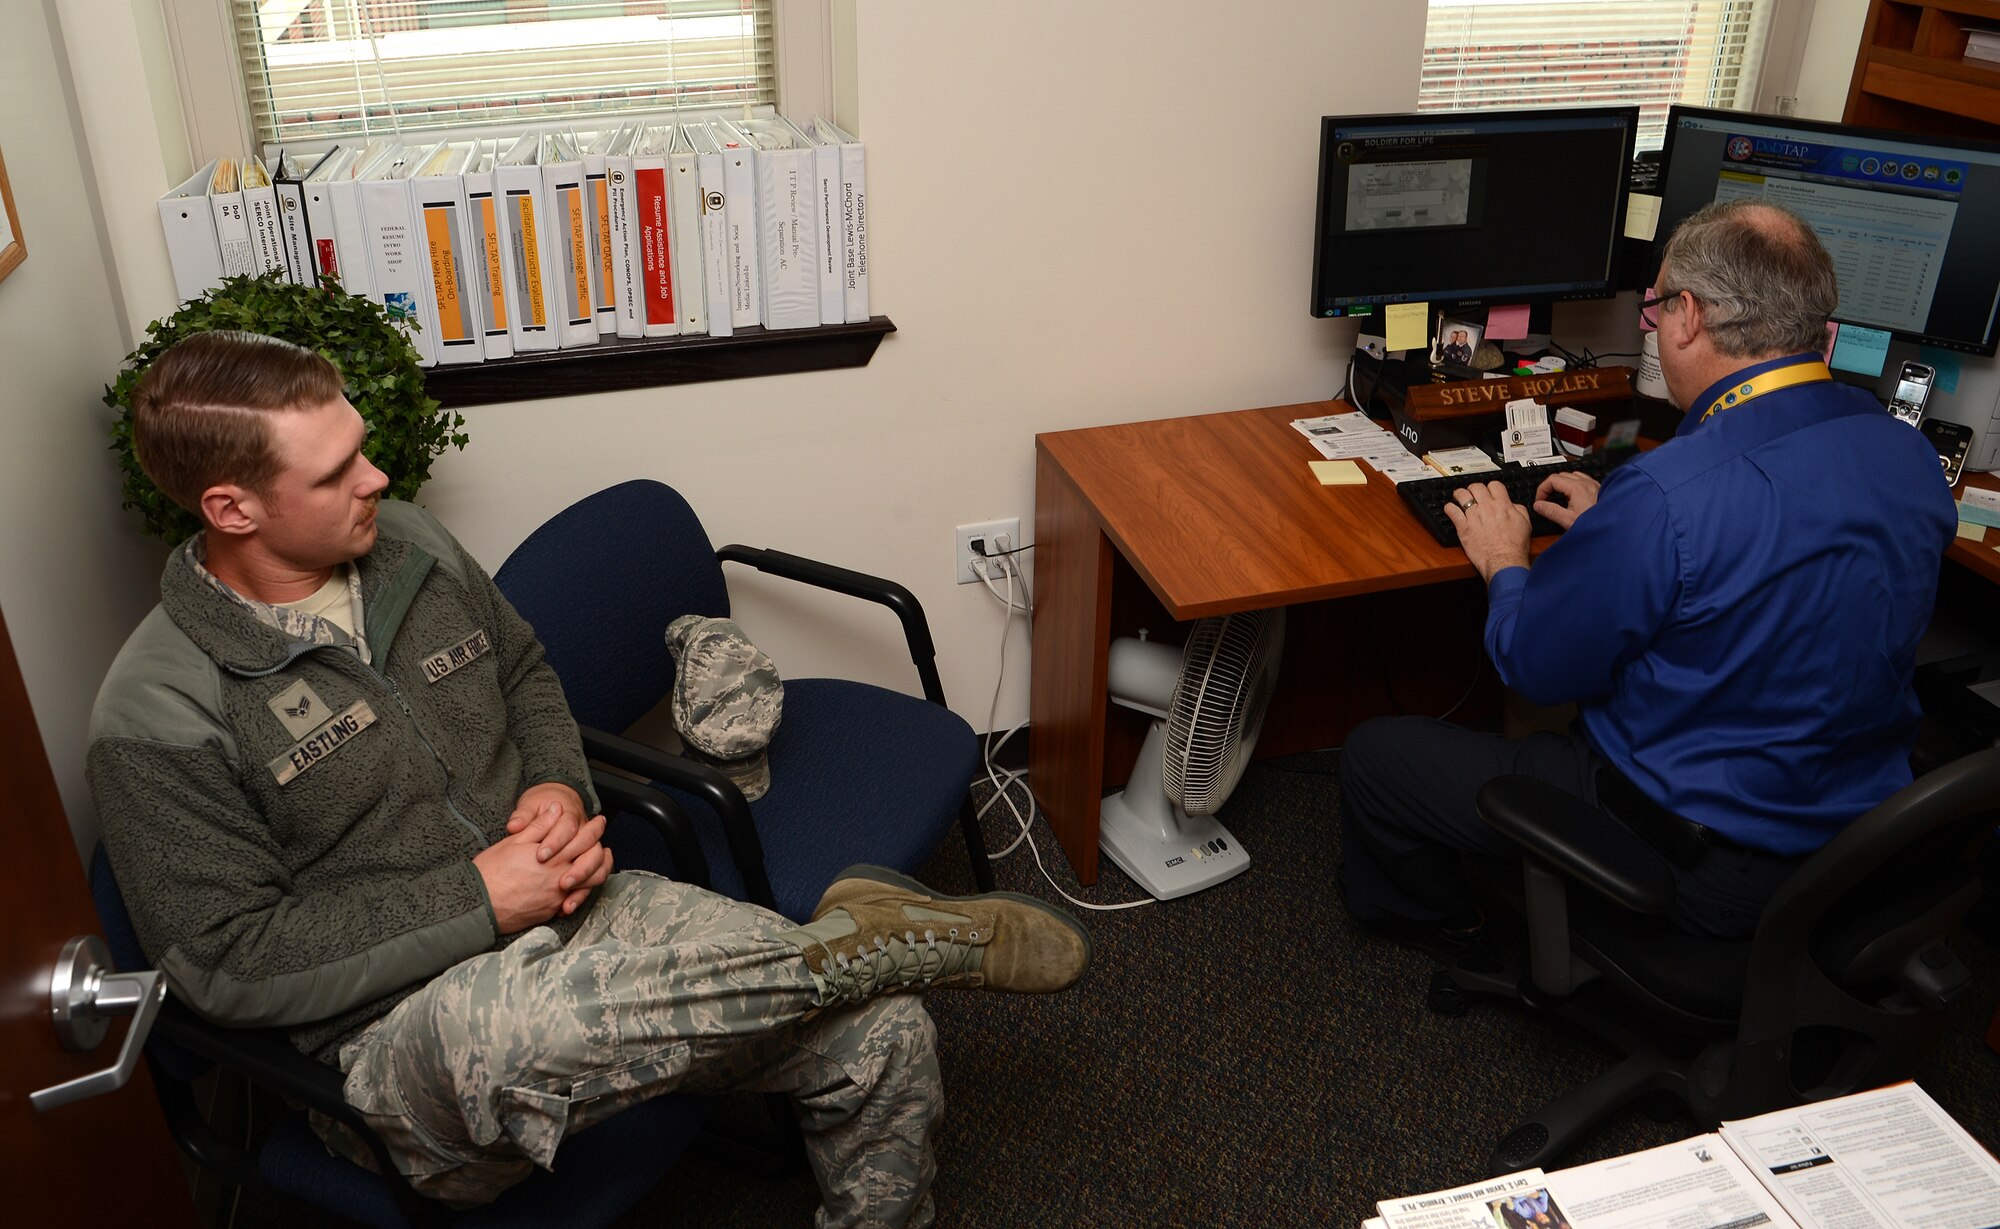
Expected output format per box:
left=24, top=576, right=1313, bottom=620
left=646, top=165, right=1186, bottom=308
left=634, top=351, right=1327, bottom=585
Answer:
left=1402, top=366, right=1634, bottom=422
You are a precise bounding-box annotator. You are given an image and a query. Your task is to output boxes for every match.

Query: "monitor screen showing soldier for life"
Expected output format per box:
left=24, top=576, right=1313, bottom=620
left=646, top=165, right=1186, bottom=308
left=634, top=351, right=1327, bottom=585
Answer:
left=1655, top=107, right=2000, bottom=356
left=1309, top=107, right=1638, bottom=319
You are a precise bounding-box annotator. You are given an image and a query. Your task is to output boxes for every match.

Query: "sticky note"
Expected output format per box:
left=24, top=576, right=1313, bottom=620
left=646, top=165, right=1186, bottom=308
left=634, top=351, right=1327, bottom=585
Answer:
left=1920, top=345, right=1962, bottom=395
left=1624, top=193, right=1662, bottom=242
left=1830, top=324, right=1891, bottom=377
left=1310, top=459, right=1367, bottom=486
left=1487, top=304, right=1531, bottom=340
left=1956, top=520, right=1987, bottom=543
left=1386, top=302, right=1429, bottom=353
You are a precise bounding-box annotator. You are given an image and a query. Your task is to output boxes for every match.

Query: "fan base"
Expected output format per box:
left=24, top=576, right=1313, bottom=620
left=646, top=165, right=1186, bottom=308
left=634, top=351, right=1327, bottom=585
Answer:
left=1099, top=794, right=1251, bottom=901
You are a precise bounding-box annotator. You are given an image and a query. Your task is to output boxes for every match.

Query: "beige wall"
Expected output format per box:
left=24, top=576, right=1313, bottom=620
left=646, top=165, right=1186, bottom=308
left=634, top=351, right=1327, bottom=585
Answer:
left=0, top=1, right=170, bottom=855
left=1797, top=0, right=1870, bottom=121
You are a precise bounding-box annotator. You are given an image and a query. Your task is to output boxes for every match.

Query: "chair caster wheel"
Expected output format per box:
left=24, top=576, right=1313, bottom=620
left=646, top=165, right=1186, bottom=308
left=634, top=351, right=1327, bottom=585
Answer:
left=1428, top=970, right=1470, bottom=1016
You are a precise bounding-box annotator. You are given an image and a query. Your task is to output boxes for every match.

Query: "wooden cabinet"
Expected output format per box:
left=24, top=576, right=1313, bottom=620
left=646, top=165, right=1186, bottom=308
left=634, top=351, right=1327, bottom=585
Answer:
left=1845, top=0, right=2000, bottom=136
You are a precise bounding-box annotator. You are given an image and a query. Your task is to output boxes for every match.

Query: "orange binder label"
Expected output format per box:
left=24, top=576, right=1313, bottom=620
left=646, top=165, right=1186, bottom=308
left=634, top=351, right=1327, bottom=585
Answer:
left=561, top=184, right=589, bottom=325
left=507, top=190, right=547, bottom=328
left=592, top=177, right=613, bottom=312
left=421, top=202, right=471, bottom=345
left=479, top=197, right=506, bottom=331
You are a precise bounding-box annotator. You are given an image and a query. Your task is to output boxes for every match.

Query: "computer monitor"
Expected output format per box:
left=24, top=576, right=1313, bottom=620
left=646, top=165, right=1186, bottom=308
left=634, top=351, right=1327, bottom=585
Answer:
left=1655, top=106, right=2000, bottom=356
left=1309, top=107, right=1639, bottom=320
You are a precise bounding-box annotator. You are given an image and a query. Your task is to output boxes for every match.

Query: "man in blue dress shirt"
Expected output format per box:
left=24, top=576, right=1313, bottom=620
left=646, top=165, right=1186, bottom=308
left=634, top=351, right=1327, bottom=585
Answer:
left=1339, top=199, right=1958, bottom=944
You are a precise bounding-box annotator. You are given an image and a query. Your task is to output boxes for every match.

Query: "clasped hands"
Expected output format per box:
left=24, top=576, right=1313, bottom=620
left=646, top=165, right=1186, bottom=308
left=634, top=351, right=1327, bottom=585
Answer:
left=1443, top=470, right=1600, bottom=583
left=473, top=781, right=616, bottom=934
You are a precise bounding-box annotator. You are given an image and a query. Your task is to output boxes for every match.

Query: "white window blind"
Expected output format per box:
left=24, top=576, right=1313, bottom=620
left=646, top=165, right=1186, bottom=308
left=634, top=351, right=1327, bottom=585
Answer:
left=1421, top=0, right=1776, bottom=150
left=230, top=0, right=776, bottom=145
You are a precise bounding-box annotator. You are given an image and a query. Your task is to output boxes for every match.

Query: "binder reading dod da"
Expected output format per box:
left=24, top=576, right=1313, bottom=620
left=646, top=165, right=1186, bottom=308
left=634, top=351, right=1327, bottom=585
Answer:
left=707, top=118, right=764, bottom=331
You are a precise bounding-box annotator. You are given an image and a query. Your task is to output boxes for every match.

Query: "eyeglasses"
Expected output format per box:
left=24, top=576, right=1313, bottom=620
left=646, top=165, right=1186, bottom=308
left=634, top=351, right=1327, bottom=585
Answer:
left=1639, top=289, right=1685, bottom=329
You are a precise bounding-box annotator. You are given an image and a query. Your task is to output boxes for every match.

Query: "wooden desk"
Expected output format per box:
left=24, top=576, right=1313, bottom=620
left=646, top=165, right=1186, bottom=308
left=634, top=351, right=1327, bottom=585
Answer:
left=1950, top=471, right=2000, bottom=586
left=1030, top=401, right=1492, bottom=884
left=1030, top=403, right=2000, bottom=885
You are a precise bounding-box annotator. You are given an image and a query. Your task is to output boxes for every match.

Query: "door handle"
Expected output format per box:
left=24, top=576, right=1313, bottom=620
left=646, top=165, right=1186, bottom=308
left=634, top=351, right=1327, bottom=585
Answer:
left=31, top=935, right=166, bottom=1112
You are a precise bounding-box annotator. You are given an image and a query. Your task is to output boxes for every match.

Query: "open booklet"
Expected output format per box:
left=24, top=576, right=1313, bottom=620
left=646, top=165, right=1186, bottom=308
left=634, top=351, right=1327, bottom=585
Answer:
left=1365, top=1084, right=2000, bottom=1229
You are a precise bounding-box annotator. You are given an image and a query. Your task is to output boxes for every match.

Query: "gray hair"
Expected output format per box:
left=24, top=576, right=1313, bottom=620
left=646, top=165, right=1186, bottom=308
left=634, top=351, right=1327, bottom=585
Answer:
left=1659, top=200, right=1838, bottom=358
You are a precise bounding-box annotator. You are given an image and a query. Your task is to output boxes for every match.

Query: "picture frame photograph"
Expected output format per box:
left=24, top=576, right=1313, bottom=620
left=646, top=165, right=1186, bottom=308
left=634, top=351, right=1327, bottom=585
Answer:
left=0, top=144, right=23, bottom=285
left=1432, top=317, right=1483, bottom=369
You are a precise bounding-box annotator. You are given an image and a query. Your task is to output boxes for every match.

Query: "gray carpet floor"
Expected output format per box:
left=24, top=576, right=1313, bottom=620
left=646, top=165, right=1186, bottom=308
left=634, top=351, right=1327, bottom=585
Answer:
left=224, top=749, right=2000, bottom=1228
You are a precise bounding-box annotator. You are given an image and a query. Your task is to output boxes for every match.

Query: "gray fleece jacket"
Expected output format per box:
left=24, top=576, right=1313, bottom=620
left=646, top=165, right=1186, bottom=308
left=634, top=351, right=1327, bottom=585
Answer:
left=87, top=501, right=596, bottom=1063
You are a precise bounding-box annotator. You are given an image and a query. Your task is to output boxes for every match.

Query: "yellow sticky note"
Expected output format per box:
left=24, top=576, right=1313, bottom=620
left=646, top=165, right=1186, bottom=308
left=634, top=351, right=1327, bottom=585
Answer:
left=1624, top=192, right=1662, bottom=241
left=1385, top=302, right=1429, bottom=353
left=1957, top=520, right=1987, bottom=542
left=1310, top=459, right=1367, bottom=486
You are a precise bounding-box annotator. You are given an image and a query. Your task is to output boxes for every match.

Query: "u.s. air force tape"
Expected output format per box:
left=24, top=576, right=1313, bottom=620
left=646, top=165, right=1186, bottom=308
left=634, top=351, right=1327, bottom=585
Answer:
left=420, top=628, right=491, bottom=685
left=268, top=700, right=378, bottom=786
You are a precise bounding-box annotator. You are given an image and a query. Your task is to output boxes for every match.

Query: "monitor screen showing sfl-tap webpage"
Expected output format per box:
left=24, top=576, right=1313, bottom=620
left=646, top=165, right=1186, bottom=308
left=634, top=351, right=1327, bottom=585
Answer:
left=1656, top=106, right=2000, bottom=356
left=1309, top=106, right=1639, bottom=321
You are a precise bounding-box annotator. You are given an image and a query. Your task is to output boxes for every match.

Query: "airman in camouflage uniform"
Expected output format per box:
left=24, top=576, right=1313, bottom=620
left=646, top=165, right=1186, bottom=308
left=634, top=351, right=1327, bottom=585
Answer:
left=88, top=332, right=1091, bottom=1229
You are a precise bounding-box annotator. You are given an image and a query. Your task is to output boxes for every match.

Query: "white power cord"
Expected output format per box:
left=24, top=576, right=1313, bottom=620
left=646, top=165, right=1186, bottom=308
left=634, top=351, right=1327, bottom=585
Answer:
left=971, top=546, right=1152, bottom=912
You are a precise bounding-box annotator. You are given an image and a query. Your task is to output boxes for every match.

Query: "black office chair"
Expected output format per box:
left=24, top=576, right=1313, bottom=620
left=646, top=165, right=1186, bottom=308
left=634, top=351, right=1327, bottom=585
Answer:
left=91, top=772, right=713, bottom=1229
left=1427, top=746, right=2000, bottom=1174
left=491, top=478, right=992, bottom=923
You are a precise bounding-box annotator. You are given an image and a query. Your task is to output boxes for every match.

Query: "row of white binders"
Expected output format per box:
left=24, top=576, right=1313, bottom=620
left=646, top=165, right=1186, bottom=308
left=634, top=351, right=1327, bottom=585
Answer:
left=155, top=114, right=870, bottom=366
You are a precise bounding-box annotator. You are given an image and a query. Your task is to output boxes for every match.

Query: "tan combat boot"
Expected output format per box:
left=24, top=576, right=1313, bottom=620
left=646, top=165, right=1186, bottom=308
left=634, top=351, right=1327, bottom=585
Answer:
left=778, top=865, right=1092, bottom=1006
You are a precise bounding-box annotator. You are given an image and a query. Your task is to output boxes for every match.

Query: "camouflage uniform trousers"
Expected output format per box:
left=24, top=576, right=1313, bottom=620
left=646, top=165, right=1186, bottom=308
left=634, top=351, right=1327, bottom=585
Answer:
left=333, top=871, right=944, bottom=1226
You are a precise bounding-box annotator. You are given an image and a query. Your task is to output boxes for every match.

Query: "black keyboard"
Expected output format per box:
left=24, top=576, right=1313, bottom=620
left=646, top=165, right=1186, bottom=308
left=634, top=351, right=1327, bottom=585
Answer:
left=1398, top=454, right=1611, bottom=547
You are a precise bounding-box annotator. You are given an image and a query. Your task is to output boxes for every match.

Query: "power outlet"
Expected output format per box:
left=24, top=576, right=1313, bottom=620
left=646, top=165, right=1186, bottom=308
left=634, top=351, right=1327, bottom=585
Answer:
left=955, top=518, right=1020, bottom=585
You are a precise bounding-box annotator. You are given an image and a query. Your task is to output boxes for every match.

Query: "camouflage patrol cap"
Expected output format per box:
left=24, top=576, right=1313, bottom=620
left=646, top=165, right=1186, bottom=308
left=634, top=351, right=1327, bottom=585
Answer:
left=664, top=615, right=783, bottom=800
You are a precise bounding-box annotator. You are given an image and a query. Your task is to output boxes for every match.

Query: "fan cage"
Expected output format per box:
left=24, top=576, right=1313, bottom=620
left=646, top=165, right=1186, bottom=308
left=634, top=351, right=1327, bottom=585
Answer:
left=1162, top=609, right=1283, bottom=815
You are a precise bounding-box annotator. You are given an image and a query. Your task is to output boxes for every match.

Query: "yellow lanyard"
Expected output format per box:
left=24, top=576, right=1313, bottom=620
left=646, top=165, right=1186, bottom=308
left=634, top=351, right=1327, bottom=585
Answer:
left=1698, top=361, right=1833, bottom=423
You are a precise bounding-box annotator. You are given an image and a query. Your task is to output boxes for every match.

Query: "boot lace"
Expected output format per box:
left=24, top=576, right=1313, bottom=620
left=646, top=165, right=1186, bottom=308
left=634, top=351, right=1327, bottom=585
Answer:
left=819, top=928, right=979, bottom=1005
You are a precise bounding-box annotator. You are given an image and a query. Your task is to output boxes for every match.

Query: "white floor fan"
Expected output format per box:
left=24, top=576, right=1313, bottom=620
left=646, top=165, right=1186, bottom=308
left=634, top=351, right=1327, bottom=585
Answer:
left=1098, top=609, right=1285, bottom=900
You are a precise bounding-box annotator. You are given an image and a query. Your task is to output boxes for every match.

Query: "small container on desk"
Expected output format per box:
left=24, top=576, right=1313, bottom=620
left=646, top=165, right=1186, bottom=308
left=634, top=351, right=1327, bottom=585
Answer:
left=1388, top=366, right=1636, bottom=458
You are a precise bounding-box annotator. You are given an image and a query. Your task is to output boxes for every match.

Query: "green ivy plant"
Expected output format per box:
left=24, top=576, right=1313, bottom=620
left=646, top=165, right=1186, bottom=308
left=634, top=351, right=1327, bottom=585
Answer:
left=105, top=273, right=469, bottom=543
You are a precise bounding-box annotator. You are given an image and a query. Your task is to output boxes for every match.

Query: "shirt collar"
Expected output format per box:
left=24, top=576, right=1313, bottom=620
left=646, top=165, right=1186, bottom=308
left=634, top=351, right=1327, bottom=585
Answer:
left=1676, top=352, right=1825, bottom=439
left=182, top=534, right=371, bottom=664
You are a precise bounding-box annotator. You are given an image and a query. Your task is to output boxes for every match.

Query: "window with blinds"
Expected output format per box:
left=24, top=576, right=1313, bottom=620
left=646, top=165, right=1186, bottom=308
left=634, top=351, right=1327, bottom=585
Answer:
left=232, top=0, right=776, bottom=145
left=1420, top=0, right=1776, bottom=150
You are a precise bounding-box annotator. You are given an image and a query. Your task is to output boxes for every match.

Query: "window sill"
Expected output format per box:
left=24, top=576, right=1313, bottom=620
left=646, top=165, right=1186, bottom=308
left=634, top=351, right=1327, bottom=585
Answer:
left=424, top=316, right=896, bottom=408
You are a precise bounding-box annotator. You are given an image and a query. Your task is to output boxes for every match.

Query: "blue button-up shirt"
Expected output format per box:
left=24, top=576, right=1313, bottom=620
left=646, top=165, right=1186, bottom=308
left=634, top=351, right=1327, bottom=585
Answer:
left=1485, top=354, right=1958, bottom=855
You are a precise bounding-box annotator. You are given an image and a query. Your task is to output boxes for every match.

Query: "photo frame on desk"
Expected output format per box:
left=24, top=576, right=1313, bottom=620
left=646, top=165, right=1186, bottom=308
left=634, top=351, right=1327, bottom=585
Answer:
left=0, top=145, right=23, bottom=285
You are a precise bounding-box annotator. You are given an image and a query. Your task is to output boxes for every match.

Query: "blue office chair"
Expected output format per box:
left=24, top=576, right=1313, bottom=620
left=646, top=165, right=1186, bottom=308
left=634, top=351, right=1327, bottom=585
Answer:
left=493, top=478, right=993, bottom=922
left=91, top=773, right=712, bottom=1229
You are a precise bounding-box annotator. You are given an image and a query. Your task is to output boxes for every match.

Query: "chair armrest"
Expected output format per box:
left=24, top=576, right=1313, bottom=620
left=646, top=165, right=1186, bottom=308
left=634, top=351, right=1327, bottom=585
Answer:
left=154, top=1003, right=446, bottom=1228
left=716, top=544, right=947, bottom=707
left=1475, top=775, right=1677, bottom=915
left=588, top=767, right=713, bottom=891
left=581, top=726, right=778, bottom=912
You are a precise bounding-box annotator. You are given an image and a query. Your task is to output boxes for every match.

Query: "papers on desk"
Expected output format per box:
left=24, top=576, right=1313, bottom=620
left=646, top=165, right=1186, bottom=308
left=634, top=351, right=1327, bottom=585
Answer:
left=1365, top=1084, right=2000, bottom=1229
left=1422, top=446, right=1501, bottom=478
left=1292, top=414, right=1435, bottom=484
